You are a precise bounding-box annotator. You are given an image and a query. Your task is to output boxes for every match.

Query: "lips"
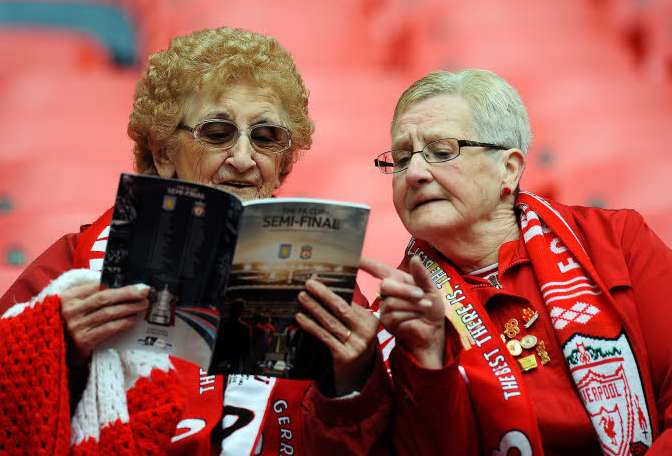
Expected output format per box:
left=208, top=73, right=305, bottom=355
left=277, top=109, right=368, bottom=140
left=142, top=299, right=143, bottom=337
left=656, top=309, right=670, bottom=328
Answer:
left=410, top=196, right=443, bottom=210
left=215, top=181, right=256, bottom=189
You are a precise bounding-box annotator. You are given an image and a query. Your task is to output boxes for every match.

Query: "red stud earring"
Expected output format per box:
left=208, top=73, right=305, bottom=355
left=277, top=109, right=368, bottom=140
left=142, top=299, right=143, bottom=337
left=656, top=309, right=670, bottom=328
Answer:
left=501, top=187, right=512, bottom=197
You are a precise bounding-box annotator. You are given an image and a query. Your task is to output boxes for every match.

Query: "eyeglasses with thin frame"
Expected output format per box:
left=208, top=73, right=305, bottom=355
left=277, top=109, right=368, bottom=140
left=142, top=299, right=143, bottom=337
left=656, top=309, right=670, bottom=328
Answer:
left=373, top=137, right=508, bottom=174
left=178, top=119, right=292, bottom=155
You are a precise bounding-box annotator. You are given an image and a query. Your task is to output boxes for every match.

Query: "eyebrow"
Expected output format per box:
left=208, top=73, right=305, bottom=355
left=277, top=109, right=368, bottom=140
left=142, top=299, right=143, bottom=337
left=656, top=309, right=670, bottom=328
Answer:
left=206, top=111, right=232, bottom=121
left=392, top=130, right=457, bottom=150
left=391, top=133, right=411, bottom=150
left=251, top=117, right=277, bottom=126
left=202, top=112, right=280, bottom=126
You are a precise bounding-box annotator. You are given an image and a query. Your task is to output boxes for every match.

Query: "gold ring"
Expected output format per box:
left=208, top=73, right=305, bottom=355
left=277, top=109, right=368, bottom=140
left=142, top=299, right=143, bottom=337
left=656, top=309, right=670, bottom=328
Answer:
left=342, top=329, right=352, bottom=344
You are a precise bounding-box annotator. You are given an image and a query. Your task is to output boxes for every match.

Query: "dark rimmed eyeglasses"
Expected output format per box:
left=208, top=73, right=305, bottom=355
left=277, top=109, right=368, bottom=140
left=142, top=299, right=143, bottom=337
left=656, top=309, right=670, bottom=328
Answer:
left=374, top=137, right=508, bottom=174
left=178, top=119, right=292, bottom=154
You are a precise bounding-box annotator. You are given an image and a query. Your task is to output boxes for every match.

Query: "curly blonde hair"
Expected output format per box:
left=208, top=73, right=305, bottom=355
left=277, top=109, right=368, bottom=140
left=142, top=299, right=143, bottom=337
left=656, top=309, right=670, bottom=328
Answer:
left=128, top=27, right=314, bottom=178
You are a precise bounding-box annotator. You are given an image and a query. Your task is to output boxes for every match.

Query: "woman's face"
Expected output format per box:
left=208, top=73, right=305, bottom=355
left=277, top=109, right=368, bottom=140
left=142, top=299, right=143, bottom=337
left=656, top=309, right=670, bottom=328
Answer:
left=155, top=81, right=289, bottom=201
left=391, top=94, right=506, bottom=241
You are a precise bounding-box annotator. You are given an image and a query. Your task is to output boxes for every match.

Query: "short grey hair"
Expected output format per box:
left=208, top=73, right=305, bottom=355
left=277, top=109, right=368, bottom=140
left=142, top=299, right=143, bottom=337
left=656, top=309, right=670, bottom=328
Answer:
left=392, top=69, right=532, bottom=154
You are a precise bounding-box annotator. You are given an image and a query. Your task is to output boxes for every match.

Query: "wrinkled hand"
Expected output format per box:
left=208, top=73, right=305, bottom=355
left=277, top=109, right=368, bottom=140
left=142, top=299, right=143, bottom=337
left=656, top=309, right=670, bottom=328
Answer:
left=296, top=279, right=379, bottom=395
left=60, top=281, right=151, bottom=360
left=360, top=256, right=446, bottom=369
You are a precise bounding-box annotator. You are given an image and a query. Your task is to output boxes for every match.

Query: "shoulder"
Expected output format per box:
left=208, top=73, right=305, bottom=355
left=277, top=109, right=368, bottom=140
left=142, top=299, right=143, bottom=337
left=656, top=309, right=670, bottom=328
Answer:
left=0, top=209, right=113, bottom=313
left=546, top=201, right=663, bottom=286
left=549, top=201, right=646, bottom=248
left=0, top=232, right=81, bottom=313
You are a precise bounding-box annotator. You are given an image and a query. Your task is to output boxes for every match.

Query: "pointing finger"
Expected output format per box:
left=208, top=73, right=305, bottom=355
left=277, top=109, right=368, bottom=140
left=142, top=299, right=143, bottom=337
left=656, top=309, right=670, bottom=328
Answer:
left=408, top=256, right=436, bottom=293
left=359, top=256, right=413, bottom=283
left=380, top=278, right=425, bottom=301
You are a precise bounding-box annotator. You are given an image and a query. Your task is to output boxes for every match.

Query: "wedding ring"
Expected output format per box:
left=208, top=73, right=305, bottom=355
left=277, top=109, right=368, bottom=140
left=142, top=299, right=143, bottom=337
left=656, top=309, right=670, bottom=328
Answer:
left=342, top=329, right=352, bottom=344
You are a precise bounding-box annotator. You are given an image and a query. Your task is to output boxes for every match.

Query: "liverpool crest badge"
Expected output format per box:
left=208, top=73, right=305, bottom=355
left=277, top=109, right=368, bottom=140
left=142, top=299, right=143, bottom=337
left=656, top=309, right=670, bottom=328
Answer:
left=565, top=333, right=651, bottom=455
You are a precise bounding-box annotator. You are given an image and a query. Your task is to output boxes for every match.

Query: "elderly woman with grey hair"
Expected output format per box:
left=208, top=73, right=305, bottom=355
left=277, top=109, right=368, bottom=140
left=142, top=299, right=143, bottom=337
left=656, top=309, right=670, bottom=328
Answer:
left=358, top=69, right=672, bottom=455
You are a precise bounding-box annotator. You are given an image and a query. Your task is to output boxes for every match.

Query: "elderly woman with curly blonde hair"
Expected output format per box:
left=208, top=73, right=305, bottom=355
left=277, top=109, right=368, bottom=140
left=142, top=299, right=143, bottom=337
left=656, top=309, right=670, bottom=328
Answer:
left=0, top=27, right=389, bottom=455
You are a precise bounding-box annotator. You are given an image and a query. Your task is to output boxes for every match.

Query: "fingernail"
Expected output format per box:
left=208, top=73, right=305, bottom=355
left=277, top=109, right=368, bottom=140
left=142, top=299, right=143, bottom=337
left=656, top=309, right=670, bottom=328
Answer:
left=410, top=287, right=424, bottom=299
left=134, top=283, right=150, bottom=293
left=298, top=291, right=307, bottom=302
left=418, top=299, right=432, bottom=308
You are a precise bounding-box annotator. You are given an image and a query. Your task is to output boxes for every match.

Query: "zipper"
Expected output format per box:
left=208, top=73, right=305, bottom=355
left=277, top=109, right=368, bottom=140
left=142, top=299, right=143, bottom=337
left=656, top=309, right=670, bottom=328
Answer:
left=488, top=274, right=503, bottom=289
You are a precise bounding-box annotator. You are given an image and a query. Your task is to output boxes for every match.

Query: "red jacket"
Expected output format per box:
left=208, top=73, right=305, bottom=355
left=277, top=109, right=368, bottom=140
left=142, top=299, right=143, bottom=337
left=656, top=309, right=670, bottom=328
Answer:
left=0, top=214, right=392, bottom=455
left=389, top=205, right=672, bottom=455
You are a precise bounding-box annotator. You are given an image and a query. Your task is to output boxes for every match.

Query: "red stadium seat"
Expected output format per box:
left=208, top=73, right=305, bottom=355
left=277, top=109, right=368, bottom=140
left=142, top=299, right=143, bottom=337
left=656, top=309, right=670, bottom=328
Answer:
left=598, top=0, right=644, bottom=35
left=641, top=0, right=672, bottom=81
left=136, top=0, right=379, bottom=70
left=555, top=158, right=672, bottom=213
left=525, top=70, right=669, bottom=119
left=0, top=70, right=138, bottom=165
left=277, top=68, right=409, bottom=203
left=639, top=208, right=672, bottom=247
left=532, top=109, right=671, bottom=177
left=0, top=208, right=99, bottom=277
left=0, top=156, right=121, bottom=213
left=382, top=0, right=632, bottom=79
left=0, top=29, right=110, bottom=84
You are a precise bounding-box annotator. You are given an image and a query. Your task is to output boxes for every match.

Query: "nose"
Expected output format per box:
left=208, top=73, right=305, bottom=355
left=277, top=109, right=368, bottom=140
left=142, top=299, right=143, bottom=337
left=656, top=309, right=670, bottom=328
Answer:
left=404, top=151, right=432, bottom=187
left=225, top=134, right=256, bottom=172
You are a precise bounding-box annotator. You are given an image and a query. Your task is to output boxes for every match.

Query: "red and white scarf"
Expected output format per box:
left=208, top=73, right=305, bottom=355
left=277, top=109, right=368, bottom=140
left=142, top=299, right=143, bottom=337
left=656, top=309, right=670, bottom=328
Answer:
left=75, top=208, right=367, bottom=456
left=403, top=192, right=656, bottom=455
left=73, top=209, right=292, bottom=455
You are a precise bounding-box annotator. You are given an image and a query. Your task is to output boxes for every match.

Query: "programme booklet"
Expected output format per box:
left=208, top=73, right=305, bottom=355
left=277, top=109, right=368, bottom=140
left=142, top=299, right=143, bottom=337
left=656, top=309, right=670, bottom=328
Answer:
left=100, top=173, right=369, bottom=380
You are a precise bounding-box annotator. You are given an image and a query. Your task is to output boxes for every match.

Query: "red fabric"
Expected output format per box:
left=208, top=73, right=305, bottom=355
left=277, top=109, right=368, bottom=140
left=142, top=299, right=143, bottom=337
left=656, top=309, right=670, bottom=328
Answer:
left=302, top=348, right=393, bottom=455
left=388, top=203, right=672, bottom=455
left=0, top=296, right=70, bottom=455
left=402, top=237, right=545, bottom=455
left=0, top=211, right=391, bottom=456
left=127, top=369, right=186, bottom=454
left=0, top=292, right=184, bottom=455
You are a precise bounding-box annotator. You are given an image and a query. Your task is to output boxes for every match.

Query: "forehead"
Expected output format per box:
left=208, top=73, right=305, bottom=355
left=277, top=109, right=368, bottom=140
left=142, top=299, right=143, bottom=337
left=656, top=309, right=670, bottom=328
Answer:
left=182, top=81, right=286, bottom=124
left=392, top=94, right=473, bottom=144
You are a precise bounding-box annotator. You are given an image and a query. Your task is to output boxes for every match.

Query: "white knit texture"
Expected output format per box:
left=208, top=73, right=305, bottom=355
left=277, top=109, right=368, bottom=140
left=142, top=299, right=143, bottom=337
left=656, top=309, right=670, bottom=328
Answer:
left=70, top=348, right=174, bottom=444
left=121, top=349, right=173, bottom=390
left=71, top=352, right=101, bottom=445
left=95, top=349, right=130, bottom=427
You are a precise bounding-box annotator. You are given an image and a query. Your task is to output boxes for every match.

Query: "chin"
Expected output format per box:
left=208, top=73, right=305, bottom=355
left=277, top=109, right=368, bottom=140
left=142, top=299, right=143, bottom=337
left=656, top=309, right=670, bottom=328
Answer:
left=405, top=210, right=460, bottom=240
left=222, top=186, right=272, bottom=201
left=409, top=222, right=450, bottom=241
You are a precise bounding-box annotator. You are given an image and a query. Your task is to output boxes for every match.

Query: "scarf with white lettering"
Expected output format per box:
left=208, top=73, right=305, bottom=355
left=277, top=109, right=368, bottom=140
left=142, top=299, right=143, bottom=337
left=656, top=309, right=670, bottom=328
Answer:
left=402, top=192, right=655, bottom=455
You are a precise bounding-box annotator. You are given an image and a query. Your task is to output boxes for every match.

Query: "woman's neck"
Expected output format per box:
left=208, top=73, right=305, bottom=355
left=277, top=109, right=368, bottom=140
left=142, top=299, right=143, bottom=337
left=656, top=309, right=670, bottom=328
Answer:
left=428, top=209, right=520, bottom=274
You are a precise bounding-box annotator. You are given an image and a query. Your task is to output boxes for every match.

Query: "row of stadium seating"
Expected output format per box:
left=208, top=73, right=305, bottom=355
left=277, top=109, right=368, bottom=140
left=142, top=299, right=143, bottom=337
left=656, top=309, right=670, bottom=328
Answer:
left=2, top=1, right=670, bottom=78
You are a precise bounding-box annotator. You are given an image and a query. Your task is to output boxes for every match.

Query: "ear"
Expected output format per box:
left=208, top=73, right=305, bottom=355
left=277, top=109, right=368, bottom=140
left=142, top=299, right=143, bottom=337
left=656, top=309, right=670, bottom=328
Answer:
left=276, top=151, right=295, bottom=186
left=278, top=160, right=294, bottom=186
left=501, top=148, right=526, bottom=190
left=152, top=146, right=176, bottom=178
